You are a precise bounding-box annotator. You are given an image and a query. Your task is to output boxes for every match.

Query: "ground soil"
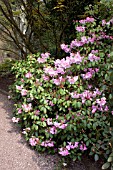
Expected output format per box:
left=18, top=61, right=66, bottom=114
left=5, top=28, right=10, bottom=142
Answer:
left=0, top=75, right=105, bottom=170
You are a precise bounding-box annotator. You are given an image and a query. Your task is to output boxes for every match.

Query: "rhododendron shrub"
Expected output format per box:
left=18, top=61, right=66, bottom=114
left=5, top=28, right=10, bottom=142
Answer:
left=11, top=17, right=113, bottom=163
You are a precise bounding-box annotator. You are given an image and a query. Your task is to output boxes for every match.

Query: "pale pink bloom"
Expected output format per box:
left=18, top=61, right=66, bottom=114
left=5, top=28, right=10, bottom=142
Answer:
left=88, top=53, right=100, bottom=62
left=60, top=59, right=71, bottom=69
left=82, top=72, right=93, bottom=79
left=21, top=89, right=27, bottom=96
left=54, top=59, right=61, bottom=67
left=79, top=19, right=86, bottom=24
left=60, top=44, right=70, bottom=53
left=41, top=52, right=50, bottom=59
left=59, top=124, right=67, bottom=129
left=96, top=97, right=106, bottom=106
left=70, top=52, right=83, bottom=64
left=12, top=117, right=20, bottom=123
left=91, top=50, right=99, bottom=53
left=17, top=108, right=22, bottom=114
left=88, top=85, right=92, bottom=89
left=49, top=101, right=54, bottom=106
left=70, top=39, right=83, bottom=48
left=80, top=144, right=87, bottom=151
left=56, top=67, right=65, bottom=74
left=104, top=106, right=109, bottom=112
left=93, top=88, right=101, bottom=97
left=22, top=103, right=32, bottom=112
left=25, top=72, right=32, bottom=78
left=47, top=118, right=53, bottom=125
left=81, top=36, right=88, bottom=44
left=59, top=148, right=70, bottom=156
left=67, top=76, right=78, bottom=84
left=111, top=111, right=113, bottom=115
left=44, top=67, right=58, bottom=77
left=37, top=57, right=46, bottom=63
left=50, top=126, right=57, bottom=134
left=52, top=78, right=61, bottom=85
left=54, top=122, right=61, bottom=128
left=102, top=19, right=106, bottom=26
left=66, top=142, right=79, bottom=150
left=47, top=142, right=54, bottom=147
left=92, top=105, right=98, bottom=113
left=70, top=91, right=80, bottom=98
left=41, top=140, right=54, bottom=147
left=42, top=74, right=50, bottom=81
left=86, top=17, right=94, bottom=22
left=29, top=137, right=38, bottom=146
left=22, top=130, right=27, bottom=134
left=76, top=26, right=85, bottom=32
left=16, top=85, right=23, bottom=90
left=95, top=68, right=99, bottom=72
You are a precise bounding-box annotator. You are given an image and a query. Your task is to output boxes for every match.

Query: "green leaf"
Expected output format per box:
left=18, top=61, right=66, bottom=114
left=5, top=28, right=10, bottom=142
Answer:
left=94, top=154, right=99, bottom=161
left=102, top=162, right=110, bottom=169
left=108, top=156, right=113, bottom=162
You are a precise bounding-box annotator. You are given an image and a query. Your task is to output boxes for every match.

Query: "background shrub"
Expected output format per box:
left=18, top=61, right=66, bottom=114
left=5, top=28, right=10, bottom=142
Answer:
left=11, top=17, right=113, bottom=166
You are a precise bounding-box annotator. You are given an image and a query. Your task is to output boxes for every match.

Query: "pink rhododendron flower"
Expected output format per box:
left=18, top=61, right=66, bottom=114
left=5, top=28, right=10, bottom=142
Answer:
left=54, top=122, right=61, bottom=128
left=88, top=53, right=100, bottom=62
left=59, top=124, right=67, bottom=129
left=21, top=89, right=27, bottom=96
left=22, top=103, right=32, bottom=112
left=49, top=126, right=57, bottom=134
left=70, top=39, right=83, bottom=48
left=47, top=118, right=53, bottom=125
left=59, top=148, right=70, bottom=156
left=41, top=140, right=54, bottom=147
left=37, top=57, right=46, bottom=63
left=44, top=67, right=58, bottom=77
left=92, top=105, right=98, bottom=113
left=66, top=142, right=79, bottom=150
left=82, top=72, right=93, bottom=79
left=86, top=17, right=94, bottom=22
left=42, top=74, right=50, bottom=81
left=102, top=19, right=106, bottom=26
left=81, top=36, right=88, bottom=44
left=104, top=106, right=109, bottom=112
left=25, top=72, right=32, bottom=78
left=12, top=117, right=20, bottom=123
left=67, top=76, right=78, bottom=84
left=29, top=137, right=39, bottom=146
left=70, top=91, right=80, bottom=98
left=60, top=44, right=70, bottom=53
left=52, top=78, right=61, bottom=85
left=111, top=111, right=113, bottom=115
left=56, top=67, right=65, bottom=74
left=41, top=52, right=50, bottom=59
left=76, top=26, right=85, bottom=32
left=79, top=19, right=86, bottom=24
left=17, top=108, right=22, bottom=114
left=96, top=97, right=106, bottom=106
left=70, top=52, right=83, bottom=64
left=80, top=144, right=87, bottom=151
left=16, top=85, right=23, bottom=90
left=49, top=101, right=54, bottom=106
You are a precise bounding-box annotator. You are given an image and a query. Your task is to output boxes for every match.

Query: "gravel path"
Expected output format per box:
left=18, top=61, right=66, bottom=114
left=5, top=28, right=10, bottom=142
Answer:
left=0, top=92, right=102, bottom=170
